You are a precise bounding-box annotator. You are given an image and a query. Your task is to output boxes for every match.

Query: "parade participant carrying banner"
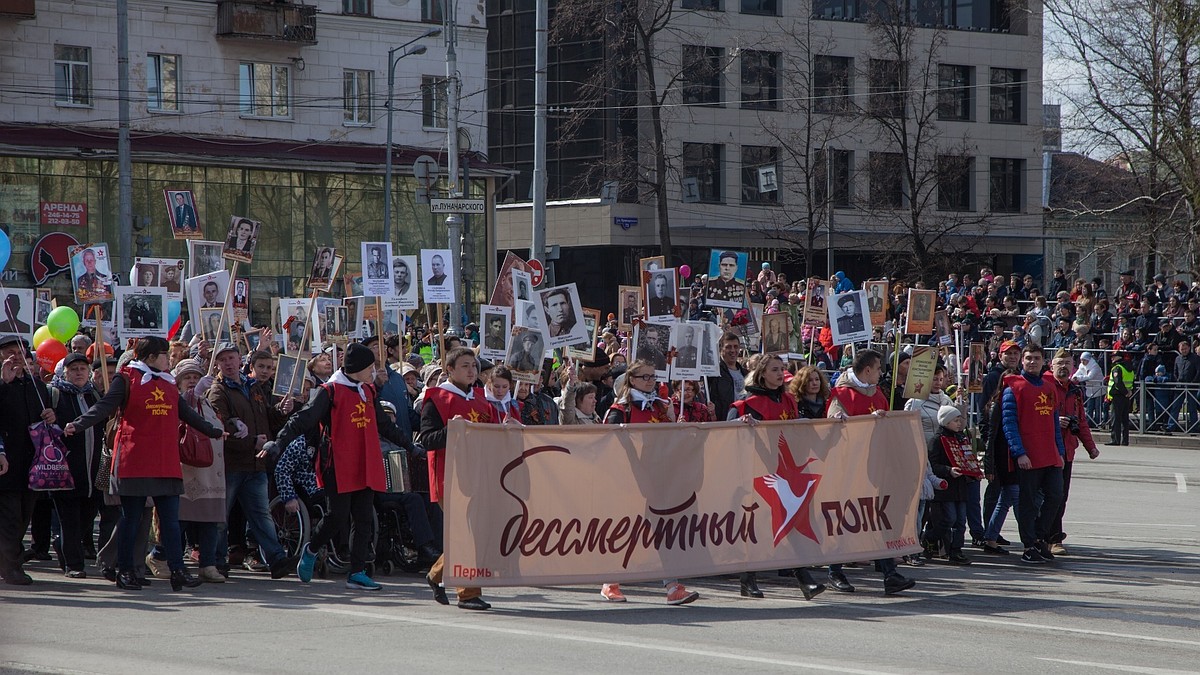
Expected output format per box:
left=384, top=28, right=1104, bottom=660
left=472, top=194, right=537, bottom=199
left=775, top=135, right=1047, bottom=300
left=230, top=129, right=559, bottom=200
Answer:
left=442, top=414, right=924, bottom=587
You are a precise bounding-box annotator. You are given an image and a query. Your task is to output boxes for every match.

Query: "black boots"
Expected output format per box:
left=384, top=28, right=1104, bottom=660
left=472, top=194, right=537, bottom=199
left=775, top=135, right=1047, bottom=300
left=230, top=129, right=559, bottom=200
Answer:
left=116, top=570, right=142, bottom=590
left=170, top=569, right=203, bottom=591
left=795, top=568, right=826, bottom=600
left=739, top=572, right=764, bottom=598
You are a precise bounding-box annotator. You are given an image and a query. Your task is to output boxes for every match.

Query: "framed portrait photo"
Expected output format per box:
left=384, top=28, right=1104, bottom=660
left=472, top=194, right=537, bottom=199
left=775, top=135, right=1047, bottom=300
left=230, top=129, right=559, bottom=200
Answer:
left=164, top=189, right=202, bottom=239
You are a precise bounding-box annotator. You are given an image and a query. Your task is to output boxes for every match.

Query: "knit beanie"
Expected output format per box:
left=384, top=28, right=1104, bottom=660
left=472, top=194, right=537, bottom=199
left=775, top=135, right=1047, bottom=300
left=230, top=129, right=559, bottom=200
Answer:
left=937, top=405, right=963, bottom=427
left=343, top=343, right=376, bottom=374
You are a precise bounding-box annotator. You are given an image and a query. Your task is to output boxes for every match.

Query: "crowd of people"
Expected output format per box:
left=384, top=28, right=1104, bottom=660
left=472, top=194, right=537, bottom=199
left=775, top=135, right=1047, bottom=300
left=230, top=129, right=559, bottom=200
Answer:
left=0, top=259, right=1139, bottom=610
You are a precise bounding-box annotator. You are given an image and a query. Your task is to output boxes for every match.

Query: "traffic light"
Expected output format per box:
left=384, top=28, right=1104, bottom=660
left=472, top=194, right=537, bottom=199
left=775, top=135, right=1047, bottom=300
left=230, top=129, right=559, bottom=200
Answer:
left=460, top=233, right=475, bottom=282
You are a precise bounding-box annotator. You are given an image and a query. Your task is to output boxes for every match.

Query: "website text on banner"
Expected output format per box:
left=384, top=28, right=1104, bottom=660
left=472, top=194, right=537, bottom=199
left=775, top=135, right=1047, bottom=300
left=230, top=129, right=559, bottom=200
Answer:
left=444, top=414, right=925, bottom=587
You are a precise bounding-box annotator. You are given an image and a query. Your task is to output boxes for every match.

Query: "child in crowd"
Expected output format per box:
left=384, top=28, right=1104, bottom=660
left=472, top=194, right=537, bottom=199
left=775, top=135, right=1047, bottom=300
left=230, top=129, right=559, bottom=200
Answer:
left=928, top=405, right=979, bottom=565
left=484, top=365, right=521, bottom=422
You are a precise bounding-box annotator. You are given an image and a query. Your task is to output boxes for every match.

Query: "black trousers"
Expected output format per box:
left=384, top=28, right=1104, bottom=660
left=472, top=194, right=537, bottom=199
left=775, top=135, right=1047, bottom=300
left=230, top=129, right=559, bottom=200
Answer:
left=30, top=494, right=52, bottom=554
left=1049, top=460, right=1074, bottom=543
left=1110, top=396, right=1131, bottom=444
left=1016, top=466, right=1064, bottom=548
left=51, top=492, right=92, bottom=572
left=309, top=488, right=375, bottom=575
left=0, top=489, right=37, bottom=576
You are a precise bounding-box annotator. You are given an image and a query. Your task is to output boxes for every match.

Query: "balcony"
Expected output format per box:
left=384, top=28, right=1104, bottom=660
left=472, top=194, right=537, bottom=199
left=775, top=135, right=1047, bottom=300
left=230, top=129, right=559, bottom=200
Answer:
left=216, top=1, right=317, bottom=45
left=0, top=0, right=36, bottom=19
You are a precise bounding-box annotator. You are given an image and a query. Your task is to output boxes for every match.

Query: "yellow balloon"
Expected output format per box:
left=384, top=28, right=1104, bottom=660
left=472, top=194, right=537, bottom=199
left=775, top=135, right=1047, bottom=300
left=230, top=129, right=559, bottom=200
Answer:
left=32, top=325, right=52, bottom=348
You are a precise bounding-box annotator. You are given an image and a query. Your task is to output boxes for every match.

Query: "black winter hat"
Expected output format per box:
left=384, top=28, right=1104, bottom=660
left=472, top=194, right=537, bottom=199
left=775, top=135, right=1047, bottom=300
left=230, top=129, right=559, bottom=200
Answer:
left=344, top=343, right=376, bottom=374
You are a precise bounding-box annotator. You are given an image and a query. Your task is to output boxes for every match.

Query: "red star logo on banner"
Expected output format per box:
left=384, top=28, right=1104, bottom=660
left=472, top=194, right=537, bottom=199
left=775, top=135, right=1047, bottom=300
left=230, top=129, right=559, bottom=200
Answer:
left=754, top=433, right=822, bottom=547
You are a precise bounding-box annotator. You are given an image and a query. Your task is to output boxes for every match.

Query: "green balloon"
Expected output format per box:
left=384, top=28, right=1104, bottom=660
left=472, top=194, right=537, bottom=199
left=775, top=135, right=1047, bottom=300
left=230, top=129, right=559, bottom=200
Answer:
left=46, top=306, right=81, bottom=343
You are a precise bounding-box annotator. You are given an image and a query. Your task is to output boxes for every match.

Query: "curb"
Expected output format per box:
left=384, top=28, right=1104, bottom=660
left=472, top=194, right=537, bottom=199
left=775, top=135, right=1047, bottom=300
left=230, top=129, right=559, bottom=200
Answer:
left=1127, top=434, right=1200, bottom=450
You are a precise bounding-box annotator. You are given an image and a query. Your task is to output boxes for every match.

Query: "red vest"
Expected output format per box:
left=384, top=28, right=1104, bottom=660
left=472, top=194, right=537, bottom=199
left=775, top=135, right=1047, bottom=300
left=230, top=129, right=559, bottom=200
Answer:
left=319, top=382, right=388, bottom=494
left=829, top=383, right=889, bottom=417
left=730, top=392, right=798, bottom=421
left=113, top=368, right=182, bottom=481
left=606, top=400, right=670, bottom=424
left=1004, top=374, right=1064, bottom=469
left=426, top=385, right=495, bottom=503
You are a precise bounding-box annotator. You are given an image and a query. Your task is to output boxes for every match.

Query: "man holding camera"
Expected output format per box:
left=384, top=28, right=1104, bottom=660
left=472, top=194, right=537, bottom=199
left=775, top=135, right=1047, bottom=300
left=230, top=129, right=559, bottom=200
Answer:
left=1044, top=349, right=1100, bottom=556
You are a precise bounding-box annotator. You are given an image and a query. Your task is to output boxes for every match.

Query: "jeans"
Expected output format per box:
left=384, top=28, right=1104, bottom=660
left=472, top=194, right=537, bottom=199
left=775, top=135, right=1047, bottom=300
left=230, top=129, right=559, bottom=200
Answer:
left=984, top=483, right=1020, bottom=542
left=119, top=495, right=182, bottom=573
left=182, top=521, right=221, bottom=567
left=965, top=479, right=984, bottom=540
left=936, top=501, right=968, bottom=554
left=220, top=471, right=285, bottom=565
left=1016, top=466, right=1064, bottom=548
left=1085, top=395, right=1104, bottom=428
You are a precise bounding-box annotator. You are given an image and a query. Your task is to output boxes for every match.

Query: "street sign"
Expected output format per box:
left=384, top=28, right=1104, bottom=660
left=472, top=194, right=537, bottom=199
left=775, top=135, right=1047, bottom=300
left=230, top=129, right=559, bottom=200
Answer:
left=430, top=198, right=486, bottom=214
left=528, top=258, right=545, bottom=286
left=412, top=155, right=439, bottom=190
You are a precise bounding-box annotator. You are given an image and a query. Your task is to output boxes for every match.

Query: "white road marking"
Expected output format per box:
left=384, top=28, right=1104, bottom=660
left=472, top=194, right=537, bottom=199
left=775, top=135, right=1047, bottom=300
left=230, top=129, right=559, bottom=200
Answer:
left=1038, top=658, right=1197, bottom=674
left=316, top=607, right=896, bottom=674
left=1175, top=473, right=1187, bottom=493
left=1065, top=521, right=1194, bottom=528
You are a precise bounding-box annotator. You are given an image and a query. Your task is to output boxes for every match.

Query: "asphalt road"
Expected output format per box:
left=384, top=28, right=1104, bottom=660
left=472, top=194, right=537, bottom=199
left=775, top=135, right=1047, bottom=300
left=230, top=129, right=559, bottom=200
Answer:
left=2, top=444, right=1198, bottom=675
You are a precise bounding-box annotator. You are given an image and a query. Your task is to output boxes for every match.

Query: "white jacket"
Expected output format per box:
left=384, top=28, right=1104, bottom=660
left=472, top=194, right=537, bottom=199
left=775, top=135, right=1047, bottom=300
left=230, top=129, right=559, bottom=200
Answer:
left=1073, top=359, right=1105, bottom=398
left=904, top=391, right=954, bottom=444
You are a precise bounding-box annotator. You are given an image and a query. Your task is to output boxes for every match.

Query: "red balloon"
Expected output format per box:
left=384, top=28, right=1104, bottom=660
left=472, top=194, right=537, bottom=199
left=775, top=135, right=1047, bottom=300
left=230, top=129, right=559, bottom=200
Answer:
left=36, top=338, right=67, bottom=373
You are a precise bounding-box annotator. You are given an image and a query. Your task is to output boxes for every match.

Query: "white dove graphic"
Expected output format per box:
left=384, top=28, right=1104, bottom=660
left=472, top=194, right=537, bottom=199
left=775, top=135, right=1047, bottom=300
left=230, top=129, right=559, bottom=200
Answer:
left=762, top=473, right=815, bottom=544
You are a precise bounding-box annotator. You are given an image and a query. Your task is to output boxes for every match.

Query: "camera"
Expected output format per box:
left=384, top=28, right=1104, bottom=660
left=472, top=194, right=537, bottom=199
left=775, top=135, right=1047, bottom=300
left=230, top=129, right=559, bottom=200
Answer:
left=1064, top=415, right=1080, bottom=435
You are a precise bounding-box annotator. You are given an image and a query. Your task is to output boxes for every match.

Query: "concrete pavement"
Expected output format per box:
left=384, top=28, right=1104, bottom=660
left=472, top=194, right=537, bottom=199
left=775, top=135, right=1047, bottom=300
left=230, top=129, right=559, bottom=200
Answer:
left=2, top=443, right=1198, bottom=674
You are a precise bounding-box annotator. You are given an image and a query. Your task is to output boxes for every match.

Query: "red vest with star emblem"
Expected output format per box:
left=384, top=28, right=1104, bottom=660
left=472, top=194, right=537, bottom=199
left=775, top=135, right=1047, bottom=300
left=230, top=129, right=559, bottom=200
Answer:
left=1003, top=373, right=1064, bottom=469
left=321, top=382, right=388, bottom=493
left=730, top=392, right=799, bottom=421
left=426, top=385, right=495, bottom=503
left=113, top=368, right=183, bottom=481
left=829, top=383, right=889, bottom=417
left=606, top=400, right=670, bottom=424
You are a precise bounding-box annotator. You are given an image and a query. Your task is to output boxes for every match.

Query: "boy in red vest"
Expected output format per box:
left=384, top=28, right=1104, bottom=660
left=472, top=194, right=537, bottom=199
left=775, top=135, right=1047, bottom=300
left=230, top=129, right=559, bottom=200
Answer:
left=268, top=343, right=415, bottom=590
left=825, top=349, right=917, bottom=595
left=1001, top=345, right=1066, bottom=564
left=417, top=346, right=500, bottom=610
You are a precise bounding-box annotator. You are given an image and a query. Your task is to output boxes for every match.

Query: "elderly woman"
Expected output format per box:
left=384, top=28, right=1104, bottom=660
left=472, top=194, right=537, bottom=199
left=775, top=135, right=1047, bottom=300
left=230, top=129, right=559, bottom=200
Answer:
left=48, top=352, right=101, bottom=578
left=65, top=337, right=225, bottom=591
left=174, top=358, right=227, bottom=583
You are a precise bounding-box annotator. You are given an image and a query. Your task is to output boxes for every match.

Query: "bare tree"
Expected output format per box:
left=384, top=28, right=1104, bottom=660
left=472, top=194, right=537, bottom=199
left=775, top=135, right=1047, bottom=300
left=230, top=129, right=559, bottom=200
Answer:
left=1046, top=0, right=1200, bottom=275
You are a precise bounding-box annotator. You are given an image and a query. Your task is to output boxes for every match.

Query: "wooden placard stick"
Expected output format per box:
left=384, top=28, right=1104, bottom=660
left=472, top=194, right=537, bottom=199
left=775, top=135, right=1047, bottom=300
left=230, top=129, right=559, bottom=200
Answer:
left=94, top=304, right=110, bottom=392
left=286, top=290, right=320, bottom=398
left=207, top=259, right=239, bottom=376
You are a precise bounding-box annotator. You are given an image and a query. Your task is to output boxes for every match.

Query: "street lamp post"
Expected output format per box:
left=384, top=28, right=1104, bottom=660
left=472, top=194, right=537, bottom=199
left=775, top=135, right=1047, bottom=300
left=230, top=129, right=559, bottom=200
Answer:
left=383, top=28, right=442, bottom=243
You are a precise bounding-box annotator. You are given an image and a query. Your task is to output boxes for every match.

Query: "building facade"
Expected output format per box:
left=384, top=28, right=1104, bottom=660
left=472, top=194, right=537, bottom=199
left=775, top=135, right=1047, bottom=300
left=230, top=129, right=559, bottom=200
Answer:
left=489, top=0, right=1045, bottom=311
left=0, top=0, right=496, bottom=323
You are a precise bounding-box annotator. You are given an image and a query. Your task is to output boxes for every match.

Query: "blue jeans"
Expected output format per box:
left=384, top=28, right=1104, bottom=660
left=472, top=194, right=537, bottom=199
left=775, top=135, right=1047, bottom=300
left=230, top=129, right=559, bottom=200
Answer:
left=984, top=484, right=1020, bottom=541
left=119, top=495, right=181, bottom=573
left=1085, top=395, right=1104, bottom=427
left=220, top=471, right=285, bottom=565
left=937, top=501, right=968, bottom=553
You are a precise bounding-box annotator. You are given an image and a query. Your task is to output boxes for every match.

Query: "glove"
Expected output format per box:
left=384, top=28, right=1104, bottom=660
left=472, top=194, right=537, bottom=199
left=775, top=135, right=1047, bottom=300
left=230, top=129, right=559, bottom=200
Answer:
left=232, top=419, right=249, bottom=439
left=262, top=440, right=280, bottom=461
left=409, top=442, right=426, bottom=459
left=195, top=374, right=216, bottom=397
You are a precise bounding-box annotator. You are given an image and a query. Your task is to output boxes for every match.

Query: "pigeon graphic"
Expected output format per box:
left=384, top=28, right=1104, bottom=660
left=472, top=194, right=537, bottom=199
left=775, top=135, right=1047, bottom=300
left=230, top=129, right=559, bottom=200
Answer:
left=754, top=433, right=822, bottom=546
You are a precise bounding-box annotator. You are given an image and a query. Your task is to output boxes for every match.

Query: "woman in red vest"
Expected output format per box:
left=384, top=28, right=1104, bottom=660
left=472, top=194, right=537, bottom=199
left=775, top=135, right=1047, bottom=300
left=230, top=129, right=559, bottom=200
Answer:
left=600, top=359, right=701, bottom=605
left=269, top=343, right=415, bottom=591
left=417, top=346, right=500, bottom=610
left=728, top=354, right=826, bottom=601
left=65, top=337, right=225, bottom=592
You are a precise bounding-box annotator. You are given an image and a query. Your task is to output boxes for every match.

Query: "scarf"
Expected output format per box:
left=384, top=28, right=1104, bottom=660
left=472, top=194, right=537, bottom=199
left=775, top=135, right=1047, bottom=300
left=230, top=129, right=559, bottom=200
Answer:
left=128, top=360, right=175, bottom=386
left=845, top=369, right=872, bottom=390
left=629, top=388, right=666, bottom=411
left=330, top=369, right=368, bottom=402
left=437, top=380, right=475, bottom=400
left=50, top=375, right=95, bottom=397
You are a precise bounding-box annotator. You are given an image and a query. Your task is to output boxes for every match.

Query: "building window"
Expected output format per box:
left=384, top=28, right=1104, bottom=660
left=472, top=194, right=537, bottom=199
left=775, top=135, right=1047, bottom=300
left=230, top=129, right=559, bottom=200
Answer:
left=868, top=59, right=905, bottom=117
left=422, top=76, right=448, bottom=129
left=990, top=68, right=1024, bottom=123
left=683, top=142, right=724, bottom=203
left=147, top=54, right=179, bottom=112
left=741, top=50, right=779, bottom=110
left=741, top=0, right=778, bottom=15
left=813, top=55, right=852, bottom=114
left=239, top=63, right=290, bottom=118
left=54, top=45, right=91, bottom=106
left=343, top=0, right=371, bottom=15
left=1064, top=251, right=1081, bottom=277
left=682, top=45, right=723, bottom=106
left=937, top=64, right=972, bottom=121
left=869, top=152, right=904, bottom=208
left=682, top=0, right=722, bottom=9
left=937, top=155, right=973, bottom=211
left=814, top=148, right=852, bottom=207
left=422, top=0, right=442, bottom=22
left=990, top=157, right=1023, bottom=212
left=741, top=146, right=779, bottom=204
left=343, top=69, right=372, bottom=125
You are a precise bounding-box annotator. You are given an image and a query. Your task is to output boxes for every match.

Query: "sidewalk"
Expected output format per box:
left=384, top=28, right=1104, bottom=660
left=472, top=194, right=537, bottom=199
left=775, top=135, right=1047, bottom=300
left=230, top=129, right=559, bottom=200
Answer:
left=1128, top=433, right=1200, bottom=450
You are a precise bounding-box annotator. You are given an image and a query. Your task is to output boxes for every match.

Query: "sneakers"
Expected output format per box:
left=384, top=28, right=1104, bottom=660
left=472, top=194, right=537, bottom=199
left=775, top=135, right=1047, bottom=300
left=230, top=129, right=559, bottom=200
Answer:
left=297, top=545, right=317, bottom=583
left=1037, top=541, right=1056, bottom=561
left=883, top=573, right=916, bottom=595
left=1021, top=547, right=1046, bottom=564
left=269, top=555, right=297, bottom=579
left=199, top=566, right=225, bottom=583
left=345, top=571, right=382, bottom=590
left=458, top=597, right=492, bottom=610
left=1050, top=543, right=1068, bottom=556
left=243, top=556, right=270, bottom=573
left=665, top=583, right=699, bottom=605
left=995, top=536, right=1012, bottom=546
left=145, top=553, right=171, bottom=579
left=902, top=554, right=925, bottom=567
left=600, top=583, right=627, bottom=602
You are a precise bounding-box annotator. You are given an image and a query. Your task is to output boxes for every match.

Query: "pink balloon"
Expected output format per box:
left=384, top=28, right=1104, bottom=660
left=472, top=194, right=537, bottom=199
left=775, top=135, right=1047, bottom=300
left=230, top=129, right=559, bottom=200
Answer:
left=679, top=264, right=691, bottom=279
